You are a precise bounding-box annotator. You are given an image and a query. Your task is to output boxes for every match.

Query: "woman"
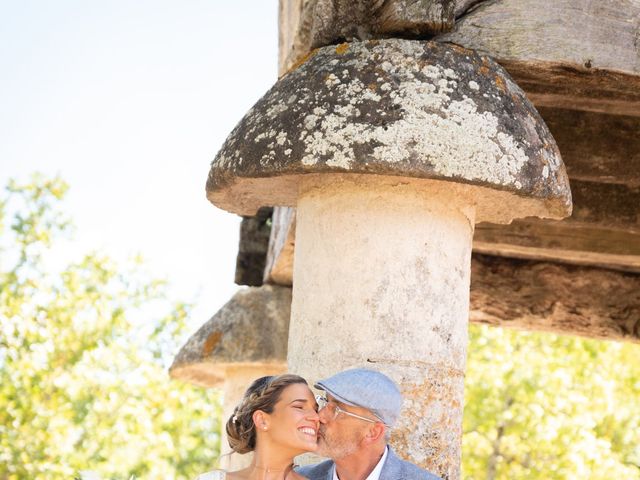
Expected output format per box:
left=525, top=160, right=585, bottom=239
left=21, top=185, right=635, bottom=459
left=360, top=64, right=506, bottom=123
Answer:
left=196, top=374, right=319, bottom=480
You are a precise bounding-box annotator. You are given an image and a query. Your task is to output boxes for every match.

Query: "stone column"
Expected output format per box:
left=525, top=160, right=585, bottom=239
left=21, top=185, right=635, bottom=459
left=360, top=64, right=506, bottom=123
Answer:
left=288, top=177, right=473, bottom=474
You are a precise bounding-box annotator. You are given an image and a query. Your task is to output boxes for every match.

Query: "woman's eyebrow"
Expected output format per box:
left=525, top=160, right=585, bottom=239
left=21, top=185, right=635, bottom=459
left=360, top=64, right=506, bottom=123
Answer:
left=289, top=398, right=309, bottom=404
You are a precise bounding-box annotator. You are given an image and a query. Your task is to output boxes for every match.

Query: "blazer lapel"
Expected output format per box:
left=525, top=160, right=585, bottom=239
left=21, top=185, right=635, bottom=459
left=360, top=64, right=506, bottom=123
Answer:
left=379, top=448, right=404, bottom=480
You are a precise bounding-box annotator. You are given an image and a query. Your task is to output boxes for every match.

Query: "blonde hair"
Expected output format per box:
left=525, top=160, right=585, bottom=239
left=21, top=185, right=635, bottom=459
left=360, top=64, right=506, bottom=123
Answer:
left=225, top=374, right=307, bottom=454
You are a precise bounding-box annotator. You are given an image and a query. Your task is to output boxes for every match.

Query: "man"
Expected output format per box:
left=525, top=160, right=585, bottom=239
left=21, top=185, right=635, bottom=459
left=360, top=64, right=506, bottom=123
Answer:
left=297, top=368, right=442, bottom=480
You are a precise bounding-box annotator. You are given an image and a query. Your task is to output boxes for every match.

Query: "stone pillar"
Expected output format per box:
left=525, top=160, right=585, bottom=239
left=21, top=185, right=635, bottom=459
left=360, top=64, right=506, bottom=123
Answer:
left=288, top=177, right=474, bottom=476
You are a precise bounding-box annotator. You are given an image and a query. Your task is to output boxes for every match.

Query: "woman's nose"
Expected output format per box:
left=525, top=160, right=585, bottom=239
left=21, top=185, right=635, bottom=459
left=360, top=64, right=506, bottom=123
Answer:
left=307, top=409, right=320, bottom=422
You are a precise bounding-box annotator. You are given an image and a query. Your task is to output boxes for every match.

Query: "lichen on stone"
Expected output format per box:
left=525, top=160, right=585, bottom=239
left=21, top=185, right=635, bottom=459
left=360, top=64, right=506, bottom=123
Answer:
left=208, top=38, right=570, bottom=212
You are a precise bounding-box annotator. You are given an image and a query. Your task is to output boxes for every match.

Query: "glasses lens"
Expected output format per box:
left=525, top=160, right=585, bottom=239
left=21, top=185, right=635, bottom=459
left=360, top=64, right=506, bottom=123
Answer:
left=315, top=395, right=328, bottom=410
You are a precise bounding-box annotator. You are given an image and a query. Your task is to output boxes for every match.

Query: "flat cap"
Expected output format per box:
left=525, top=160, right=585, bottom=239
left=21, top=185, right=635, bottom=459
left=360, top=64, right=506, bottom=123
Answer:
left=315, top=368, right=402, bottom=427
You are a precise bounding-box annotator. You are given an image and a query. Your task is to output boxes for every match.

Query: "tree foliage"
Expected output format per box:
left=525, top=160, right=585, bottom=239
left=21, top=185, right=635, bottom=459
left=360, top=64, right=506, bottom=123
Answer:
left=2, top=175, right=639, bottom=480
left=463, top=323, right=640, bottom=479
left=0, top=175, right=221, bottom=479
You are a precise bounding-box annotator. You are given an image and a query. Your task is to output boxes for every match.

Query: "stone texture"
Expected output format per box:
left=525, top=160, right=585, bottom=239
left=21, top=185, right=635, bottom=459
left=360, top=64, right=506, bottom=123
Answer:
left=288, top=176, right=475, bottom=479
left=207, top=39, right=571, bottom=222
left=169, top=285, right=291, bottom=387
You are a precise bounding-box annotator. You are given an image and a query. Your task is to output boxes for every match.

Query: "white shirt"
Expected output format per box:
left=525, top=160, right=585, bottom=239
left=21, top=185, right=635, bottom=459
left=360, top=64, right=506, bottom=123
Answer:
left=332, top=446, right=389, bottom=480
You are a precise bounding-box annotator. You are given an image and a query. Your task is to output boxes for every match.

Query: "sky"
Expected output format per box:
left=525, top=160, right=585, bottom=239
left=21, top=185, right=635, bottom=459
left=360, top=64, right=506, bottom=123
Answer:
left=0, top=1, right=278, bottom=334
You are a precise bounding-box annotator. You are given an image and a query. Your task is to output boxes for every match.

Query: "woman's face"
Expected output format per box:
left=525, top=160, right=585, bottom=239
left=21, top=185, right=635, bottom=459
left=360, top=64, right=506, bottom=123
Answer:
left=262, top=383, right=319, bottom=454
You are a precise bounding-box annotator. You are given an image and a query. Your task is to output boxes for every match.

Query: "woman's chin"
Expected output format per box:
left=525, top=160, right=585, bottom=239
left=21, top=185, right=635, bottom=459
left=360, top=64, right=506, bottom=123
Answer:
left=293, top=440, right=318, bottom=455
left=305, top=440, right=319, bottom=453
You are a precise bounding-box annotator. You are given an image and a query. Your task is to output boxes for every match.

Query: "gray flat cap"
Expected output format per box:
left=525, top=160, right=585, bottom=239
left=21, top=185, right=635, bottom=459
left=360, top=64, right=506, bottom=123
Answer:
left=315, top=368, right=403, bottom=427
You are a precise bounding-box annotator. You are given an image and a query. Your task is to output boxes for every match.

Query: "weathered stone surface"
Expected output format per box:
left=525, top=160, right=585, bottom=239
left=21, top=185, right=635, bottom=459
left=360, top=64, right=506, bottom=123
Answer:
left=208, top=39, right=571, bottom=222
left=470, top=254, right=640, bottom=343
left=169, top=285, right=291, bottom=387
left=438, top=0, right=640, bottom=115
left=540, top=108, right=640, bottom=186
left=235, top=207, right=272, bottom=286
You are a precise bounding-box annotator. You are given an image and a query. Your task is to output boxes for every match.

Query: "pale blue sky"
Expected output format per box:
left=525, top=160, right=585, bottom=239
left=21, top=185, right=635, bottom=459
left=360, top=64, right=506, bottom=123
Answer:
left=0, top=1, right=279, bottom=333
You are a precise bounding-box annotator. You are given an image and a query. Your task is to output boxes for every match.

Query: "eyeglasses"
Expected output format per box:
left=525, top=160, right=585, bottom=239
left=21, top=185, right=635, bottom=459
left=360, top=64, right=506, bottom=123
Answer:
left=315, top=395, right=380, bottom=424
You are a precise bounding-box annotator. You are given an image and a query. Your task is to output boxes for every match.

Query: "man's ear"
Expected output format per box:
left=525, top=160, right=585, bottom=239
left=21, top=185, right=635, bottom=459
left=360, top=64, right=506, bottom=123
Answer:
left=253, top=410, right=270, bottom=431
left=363, top=422, right=386, bottom=444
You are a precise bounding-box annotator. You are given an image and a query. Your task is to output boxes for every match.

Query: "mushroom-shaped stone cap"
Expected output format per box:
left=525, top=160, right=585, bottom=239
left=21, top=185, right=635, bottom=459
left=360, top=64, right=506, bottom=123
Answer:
left=169, top=285, right=290, bottom=388
left=207, top=39, right=571, bottom=223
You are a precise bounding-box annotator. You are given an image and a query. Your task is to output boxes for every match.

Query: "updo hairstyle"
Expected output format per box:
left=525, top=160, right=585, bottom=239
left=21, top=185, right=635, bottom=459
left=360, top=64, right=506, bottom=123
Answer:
left=226, top=373, right=308, bottom=454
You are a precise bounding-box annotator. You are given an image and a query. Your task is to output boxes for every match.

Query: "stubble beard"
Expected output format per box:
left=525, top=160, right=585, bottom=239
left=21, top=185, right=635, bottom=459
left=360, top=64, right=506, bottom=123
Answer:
left=317, top=427, right=362, bottom=460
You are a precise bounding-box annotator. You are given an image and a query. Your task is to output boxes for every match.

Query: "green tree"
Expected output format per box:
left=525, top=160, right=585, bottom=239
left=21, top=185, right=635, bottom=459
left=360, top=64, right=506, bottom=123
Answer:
left=0, top=175, right=221, bottom=479
left=463, top=324, right=640, bottom=479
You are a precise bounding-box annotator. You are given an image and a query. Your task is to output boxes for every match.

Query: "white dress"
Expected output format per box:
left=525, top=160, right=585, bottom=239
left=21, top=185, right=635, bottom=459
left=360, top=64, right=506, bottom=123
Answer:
left=195, top=470, right=226, bottom=480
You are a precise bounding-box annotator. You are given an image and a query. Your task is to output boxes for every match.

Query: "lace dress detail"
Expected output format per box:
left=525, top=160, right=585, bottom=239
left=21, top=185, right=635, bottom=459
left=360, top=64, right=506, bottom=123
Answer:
left=194, top=469, right=226, bottom=480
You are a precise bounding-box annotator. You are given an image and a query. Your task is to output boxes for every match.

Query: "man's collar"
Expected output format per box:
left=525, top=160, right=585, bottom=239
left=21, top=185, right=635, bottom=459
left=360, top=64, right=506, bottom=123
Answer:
left=332, top=446, right=389, bottom=480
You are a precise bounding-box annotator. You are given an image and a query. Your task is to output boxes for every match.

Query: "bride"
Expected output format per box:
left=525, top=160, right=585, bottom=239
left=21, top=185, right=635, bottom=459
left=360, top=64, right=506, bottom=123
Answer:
left=196, top=374, right=319, bottom=480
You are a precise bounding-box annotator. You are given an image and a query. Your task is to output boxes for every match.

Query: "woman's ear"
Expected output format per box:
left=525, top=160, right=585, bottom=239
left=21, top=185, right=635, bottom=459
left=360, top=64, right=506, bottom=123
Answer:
left=253, top=410, right=270, bottom=431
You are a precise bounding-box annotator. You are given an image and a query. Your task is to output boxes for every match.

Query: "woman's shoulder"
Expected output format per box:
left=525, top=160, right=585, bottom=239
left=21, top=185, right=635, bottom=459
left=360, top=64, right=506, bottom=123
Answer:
left=194, top=469, right=227, bottom=480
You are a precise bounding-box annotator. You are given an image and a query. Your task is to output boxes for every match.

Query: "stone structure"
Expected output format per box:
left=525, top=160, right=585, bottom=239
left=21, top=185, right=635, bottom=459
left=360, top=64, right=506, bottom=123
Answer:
left=174, top=1, right=639, bottom=479
left=169, top=285, right=291, bottom=470
left=205, top=38, right=571, bottom=478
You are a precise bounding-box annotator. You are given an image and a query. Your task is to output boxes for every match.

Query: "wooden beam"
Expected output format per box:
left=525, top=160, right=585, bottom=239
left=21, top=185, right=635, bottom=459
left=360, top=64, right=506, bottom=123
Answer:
left=540, top=108, right=640, bottom=186
left=493, top=60, right=640, bottom=117
left=474, top=179, right=640, bottom=272
left=557, top=180, right=639, bottom=231
left=234, top=207, right=272, bottom=286
left=264, top=206, right=295, bottom=286
left=473, top=223, right=640, bottom=272
left=278, top=0, right=472, bottom=73
left=376, top=0, right=458, bottom=35
left=470, top=254, right=640, bottom=343
left=280, top=0, right=640, bottom=115
left=438, top=0, right=640, bottom=116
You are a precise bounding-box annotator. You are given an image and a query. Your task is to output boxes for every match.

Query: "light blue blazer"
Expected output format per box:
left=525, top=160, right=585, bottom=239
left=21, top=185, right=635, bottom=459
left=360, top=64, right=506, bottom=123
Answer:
left=296, top=447, right=442, bottom=480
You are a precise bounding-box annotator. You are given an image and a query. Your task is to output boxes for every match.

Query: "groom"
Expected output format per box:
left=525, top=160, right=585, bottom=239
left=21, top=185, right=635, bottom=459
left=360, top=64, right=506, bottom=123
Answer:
left=297, top=368, right=442, bottom=480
